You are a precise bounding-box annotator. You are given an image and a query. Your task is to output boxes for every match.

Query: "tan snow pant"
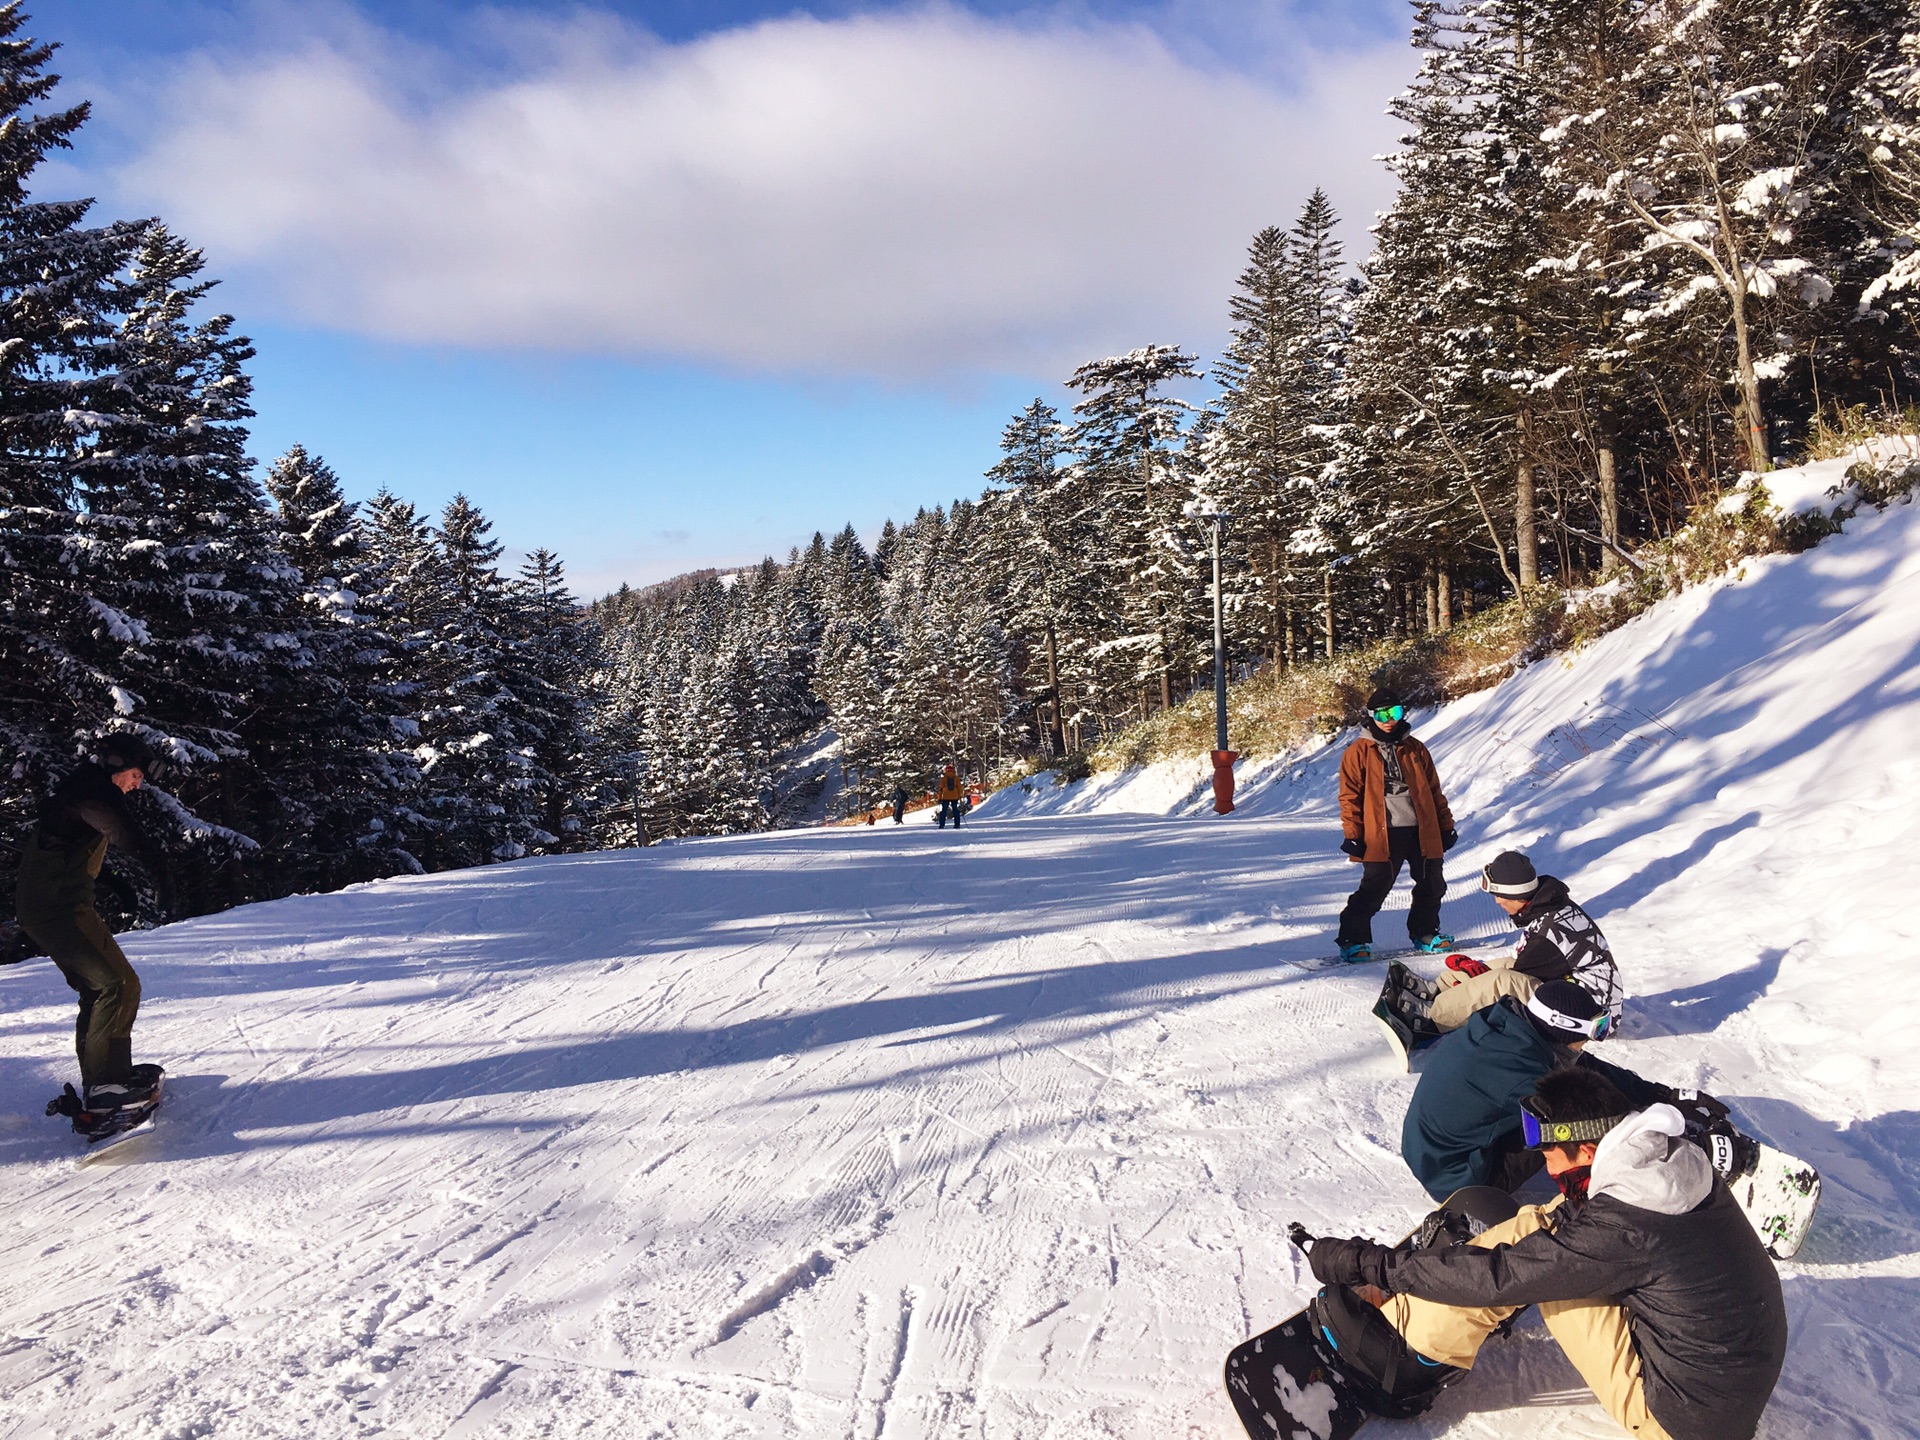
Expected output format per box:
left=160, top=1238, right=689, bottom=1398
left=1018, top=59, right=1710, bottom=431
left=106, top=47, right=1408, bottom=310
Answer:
left=1383, top=1201, right=1674, bottom=1440
left=1428, top=957, right=1540, bottom=1031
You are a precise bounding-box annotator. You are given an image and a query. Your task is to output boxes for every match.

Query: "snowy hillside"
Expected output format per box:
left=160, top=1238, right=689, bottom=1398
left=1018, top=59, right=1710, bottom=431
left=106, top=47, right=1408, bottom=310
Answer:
left=4, top=483, right=1920, bottom=1438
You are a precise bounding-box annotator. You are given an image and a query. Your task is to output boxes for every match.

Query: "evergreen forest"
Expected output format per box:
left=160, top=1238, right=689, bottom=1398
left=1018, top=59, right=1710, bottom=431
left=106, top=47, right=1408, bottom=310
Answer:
left=4, top=1, right=1918, bottom=924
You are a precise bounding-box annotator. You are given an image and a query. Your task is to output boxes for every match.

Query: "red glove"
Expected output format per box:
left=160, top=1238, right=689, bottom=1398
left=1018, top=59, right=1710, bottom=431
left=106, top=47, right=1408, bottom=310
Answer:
left=1445, top=953, right=1490, bottom=979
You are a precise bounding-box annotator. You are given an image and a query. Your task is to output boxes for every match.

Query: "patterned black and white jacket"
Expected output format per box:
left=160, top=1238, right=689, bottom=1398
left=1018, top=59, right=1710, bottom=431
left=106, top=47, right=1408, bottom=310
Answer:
left=1509, top=876, right=1623, bottom=1024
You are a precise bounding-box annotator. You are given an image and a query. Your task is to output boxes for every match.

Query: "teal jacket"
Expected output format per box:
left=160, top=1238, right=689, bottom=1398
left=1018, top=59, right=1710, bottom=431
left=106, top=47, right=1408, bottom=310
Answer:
left=1401, top=996, right=1668, bottom=1200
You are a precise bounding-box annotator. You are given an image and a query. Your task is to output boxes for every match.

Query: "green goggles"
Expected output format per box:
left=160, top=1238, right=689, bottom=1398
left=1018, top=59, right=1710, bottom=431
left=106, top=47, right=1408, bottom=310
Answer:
left=1371, top=705, right=1406, bottom=724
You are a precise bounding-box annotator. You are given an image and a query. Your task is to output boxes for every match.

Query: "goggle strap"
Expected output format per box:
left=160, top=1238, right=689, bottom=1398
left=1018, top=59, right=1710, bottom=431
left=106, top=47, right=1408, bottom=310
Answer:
left=1522, top=1112, right=1631, bottom=1149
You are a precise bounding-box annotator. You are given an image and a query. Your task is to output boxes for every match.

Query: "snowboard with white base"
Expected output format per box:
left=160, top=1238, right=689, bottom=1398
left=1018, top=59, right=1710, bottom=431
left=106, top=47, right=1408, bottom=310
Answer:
left=1724, top=1141, right=1820, bottom=1260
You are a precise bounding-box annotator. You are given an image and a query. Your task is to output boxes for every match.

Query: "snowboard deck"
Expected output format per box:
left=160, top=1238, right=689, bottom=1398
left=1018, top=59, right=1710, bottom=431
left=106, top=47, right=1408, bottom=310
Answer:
left=1296, top=940, right=1505, bottom=977
left=1224, top=1187, right=1519, bottom=1440
left=1728, top=1143, right=1820, bottom=1260
left=68, top=1073, right=165, bottom=1166
left=1373, top=963, right=1447, bottom=1070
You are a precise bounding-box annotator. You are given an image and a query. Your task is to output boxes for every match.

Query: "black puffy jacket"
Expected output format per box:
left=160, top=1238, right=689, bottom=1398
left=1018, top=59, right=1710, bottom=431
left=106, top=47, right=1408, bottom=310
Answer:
left=1381, top=1132, right=1787, bottom=1440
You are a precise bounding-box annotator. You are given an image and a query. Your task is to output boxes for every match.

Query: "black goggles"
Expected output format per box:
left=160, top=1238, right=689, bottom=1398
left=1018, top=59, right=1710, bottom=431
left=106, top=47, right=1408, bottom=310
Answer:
left=1520, top=1095, right=1629, bottom=1149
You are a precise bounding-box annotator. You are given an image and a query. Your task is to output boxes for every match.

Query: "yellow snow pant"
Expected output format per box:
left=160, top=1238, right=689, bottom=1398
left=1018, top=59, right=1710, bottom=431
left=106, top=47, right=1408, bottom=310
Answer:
left=1428, top=957, right=1541, bottom=1031
left=14, top=826, right=140, bottom=1087
left=1383, top=1201, right=1674, bottom=1440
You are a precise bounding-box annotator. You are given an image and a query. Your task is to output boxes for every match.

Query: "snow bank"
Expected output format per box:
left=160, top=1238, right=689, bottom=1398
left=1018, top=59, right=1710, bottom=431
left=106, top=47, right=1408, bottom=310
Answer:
left=2, top=455, right=1918, bottom=1437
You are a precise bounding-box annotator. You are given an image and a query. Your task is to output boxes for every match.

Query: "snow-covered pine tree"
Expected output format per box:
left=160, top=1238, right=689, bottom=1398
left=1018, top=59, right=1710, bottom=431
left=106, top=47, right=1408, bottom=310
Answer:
left=66, top=223, right=308, bottom=912
left=981, top=399, right=1087, bottom=754
left=1548, top=0, right=1850, bottom=472
left=1065, top=345, right=1201, bottom=718
left=0, top=3, right=144, bottom=845
left=259, top=447, right=423, bottom=884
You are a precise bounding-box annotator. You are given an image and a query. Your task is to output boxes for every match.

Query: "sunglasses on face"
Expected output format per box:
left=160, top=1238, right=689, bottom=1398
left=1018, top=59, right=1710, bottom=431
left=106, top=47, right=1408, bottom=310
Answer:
left=1372, top=705, right=1406, bottom=723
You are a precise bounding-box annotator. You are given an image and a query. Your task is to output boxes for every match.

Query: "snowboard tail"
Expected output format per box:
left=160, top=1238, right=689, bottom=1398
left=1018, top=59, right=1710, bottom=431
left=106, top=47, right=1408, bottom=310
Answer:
left=1728, top=1143, right=1820, bottom=1260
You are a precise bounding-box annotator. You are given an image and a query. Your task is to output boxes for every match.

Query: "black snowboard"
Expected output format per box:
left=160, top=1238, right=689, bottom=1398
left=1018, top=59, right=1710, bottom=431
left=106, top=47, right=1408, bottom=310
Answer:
left=1223, top=1187, right=1519, bottom=1440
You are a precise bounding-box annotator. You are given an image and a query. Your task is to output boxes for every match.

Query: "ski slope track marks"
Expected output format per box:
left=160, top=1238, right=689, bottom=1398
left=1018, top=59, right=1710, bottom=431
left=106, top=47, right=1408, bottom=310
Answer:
left=5, top=481, right=1920, bottom=1436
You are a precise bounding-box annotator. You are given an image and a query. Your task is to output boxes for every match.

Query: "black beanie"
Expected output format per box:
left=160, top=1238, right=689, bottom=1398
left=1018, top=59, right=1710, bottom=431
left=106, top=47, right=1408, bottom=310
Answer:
left=1525, top=980, right=1607, bottom=1043
left=96, top=735, right=157, bottom=776
left=1481, top=850, right=1540, bottom=899
left=1364, top=686, right=1404, bottom=713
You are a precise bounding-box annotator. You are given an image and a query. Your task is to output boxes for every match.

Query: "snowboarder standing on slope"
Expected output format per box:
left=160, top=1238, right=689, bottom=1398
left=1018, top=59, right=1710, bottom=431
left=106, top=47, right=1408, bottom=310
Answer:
left=1302, top=1065, right=1788, bottom=1440
left=891, top=784, right=909, bottom=825
left=934, top=765, right=966, bottom=829
left=14, top=738, right=169, bottom=1117
left=1400, top=981, right=1749, bottom=1201
left=1385, top=849, right=1623, bottom=1035
left=1335, top=687, right=1458, bottom=961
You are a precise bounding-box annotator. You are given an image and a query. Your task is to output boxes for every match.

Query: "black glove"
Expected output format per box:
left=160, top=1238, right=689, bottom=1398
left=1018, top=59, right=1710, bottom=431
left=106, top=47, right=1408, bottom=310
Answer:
left=1672, top=1089, right=1730, bottom=1128
left=1306, top=1235, right=1394, bottom=1292
left=1340, top=836, right=1366, bottom=858
left=1441, top=828, right=1459, bottom=852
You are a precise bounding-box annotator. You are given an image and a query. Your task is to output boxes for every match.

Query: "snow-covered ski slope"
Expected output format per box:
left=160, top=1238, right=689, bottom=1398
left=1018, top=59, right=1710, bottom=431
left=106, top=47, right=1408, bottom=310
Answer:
left=5, top=479, right=1920, bottom=1439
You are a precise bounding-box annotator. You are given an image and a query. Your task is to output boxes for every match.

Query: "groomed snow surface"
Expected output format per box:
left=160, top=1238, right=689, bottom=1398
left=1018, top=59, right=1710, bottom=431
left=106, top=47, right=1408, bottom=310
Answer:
left=6, top=476, right=1920, bottom=1438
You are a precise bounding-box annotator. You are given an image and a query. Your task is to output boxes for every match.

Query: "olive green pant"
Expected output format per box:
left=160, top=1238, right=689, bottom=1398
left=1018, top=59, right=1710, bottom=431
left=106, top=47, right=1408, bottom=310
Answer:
left=15, top=828, right=140, bottom=1087
left=1384, top=1201, right=1674, bottom=1439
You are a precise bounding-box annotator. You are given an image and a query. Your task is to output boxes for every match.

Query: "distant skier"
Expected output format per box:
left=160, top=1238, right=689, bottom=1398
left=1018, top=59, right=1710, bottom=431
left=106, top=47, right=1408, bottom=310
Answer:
left=1335, top=688, right=1457, bottom=961
left=14, top=738, right=168, bottom=1115
left=1400, top=981, right=1747, bottom=1201
left=934, top=765, right=965, bottom=828
left=1384, top=850, right=1623, bottom=1034
left=1302, top=1066, right=1788, bottom=1440
left=891, top=785, right=909, bottom=825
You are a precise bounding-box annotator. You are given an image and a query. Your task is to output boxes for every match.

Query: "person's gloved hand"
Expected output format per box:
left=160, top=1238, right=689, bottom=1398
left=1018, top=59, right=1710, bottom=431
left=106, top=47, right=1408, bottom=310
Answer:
left=1340, top=837, right=1366, bottom=858
left=1442, top=827, right=1459, bottom=851
left=1306, top=1235, right=1394, bottom=1292
left=1445, top=953, right=1490, bottom=979
left=1673, top=1089, right=1730, bottom=1127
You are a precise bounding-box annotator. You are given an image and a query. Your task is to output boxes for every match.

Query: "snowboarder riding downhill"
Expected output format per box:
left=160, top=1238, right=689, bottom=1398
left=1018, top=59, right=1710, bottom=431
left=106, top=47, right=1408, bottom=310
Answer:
left=14, top=737, right=168, bottom=1125
left=1336, top=688, right=1457, bottom=961
left=1300, top=1065, right=1788, bottom=1440
left=934, top=766, right=965, bottom=829
left=1383, top=848, right=1623, bottom=1036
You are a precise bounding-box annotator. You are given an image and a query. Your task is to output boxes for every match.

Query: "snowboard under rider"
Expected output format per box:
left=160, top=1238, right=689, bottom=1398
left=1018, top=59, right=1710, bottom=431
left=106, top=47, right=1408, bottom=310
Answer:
left=934, top=766, right=965, bottom=829
left=1304, top=1066, right=1788, bottom=1440
left=891, top=785, right=909, bottom=825
left=13, top=738, right=169, bottom=1113
left=1400, top=981, right=1751, bottom=1202
left=1335, top=688, right=1458, bottom=961
left=1388, top=849, right=1624, bottom=1034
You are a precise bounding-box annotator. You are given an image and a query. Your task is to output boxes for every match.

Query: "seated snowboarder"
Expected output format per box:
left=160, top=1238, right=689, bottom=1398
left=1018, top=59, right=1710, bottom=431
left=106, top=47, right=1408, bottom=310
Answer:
left=1384, top=849, right=1623, bottom=1035
left=934, top=765, right=965, bottom=828
left=1335, top=687, right=1458, bottom=962
left=14, top=737, right=169, bottom=1121
left=1401, top=981, right=1748, bottom=1201
left=1303, top=1067, right=1788, bottom=1440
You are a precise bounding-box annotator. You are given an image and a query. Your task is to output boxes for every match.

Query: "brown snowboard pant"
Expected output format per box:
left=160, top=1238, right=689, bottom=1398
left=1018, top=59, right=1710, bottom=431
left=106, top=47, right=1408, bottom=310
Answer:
left=1383, top=1201, right=1673, bottom=1439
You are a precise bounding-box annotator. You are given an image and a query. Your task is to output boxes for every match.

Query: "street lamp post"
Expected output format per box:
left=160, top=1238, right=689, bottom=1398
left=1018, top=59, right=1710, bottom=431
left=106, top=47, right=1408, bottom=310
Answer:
left=1185, top=501, right=1236, bottom=814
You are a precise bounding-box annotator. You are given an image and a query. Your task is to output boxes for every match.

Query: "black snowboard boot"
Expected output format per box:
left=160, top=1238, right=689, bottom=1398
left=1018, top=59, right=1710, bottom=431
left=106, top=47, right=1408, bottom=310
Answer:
left=1308, top=1284, right=1463, bottom=1419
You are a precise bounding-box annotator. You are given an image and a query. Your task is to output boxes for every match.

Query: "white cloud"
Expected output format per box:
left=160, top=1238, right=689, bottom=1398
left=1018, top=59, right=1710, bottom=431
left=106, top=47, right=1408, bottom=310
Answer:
left=108, top=4, right=1410, bottom=378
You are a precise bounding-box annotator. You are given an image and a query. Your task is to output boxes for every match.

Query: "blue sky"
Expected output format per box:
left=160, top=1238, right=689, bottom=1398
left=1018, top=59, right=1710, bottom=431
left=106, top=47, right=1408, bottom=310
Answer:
left=32, top=0, right=1413, bottom=594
